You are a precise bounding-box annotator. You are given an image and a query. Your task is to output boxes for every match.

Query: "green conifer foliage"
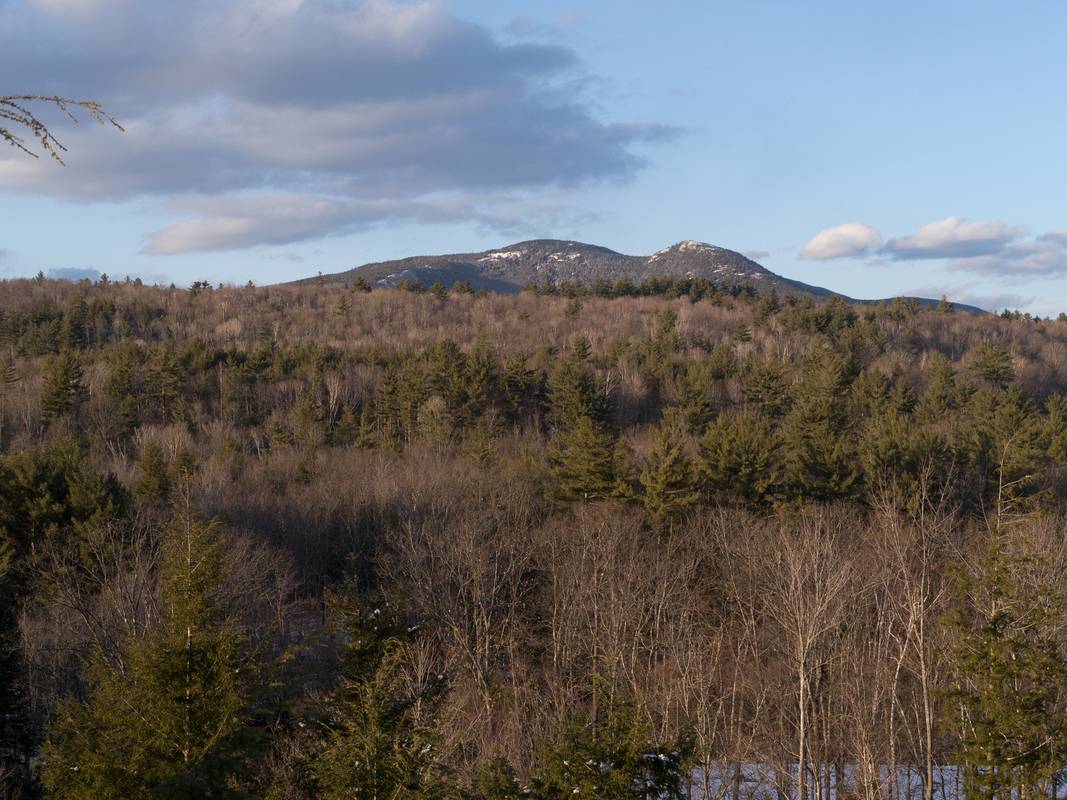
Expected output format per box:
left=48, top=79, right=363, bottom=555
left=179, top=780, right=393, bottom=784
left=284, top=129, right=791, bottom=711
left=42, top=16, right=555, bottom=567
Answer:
left=549, top=357, right=611, bottom=433
left=640, top=414, right=699, bottom=531
left=916, top=354, right=958, bottom=424
left=969, top=343, right=1015, bottom=390
left=859, top=413, right=950, bottom=503
left=461, top=337, right=499, bottom=424
left=470, top=757, right=524, bottom=800
left=1, top=356, right=17, bottom=386
left=60, top=294, right=89, bottom=351
left=311, top=594, right=450, bottom=800
left=698, top=412, right=782, bottom=508
left=781, top=353, right=860, bottom=500
left=946, top=531, right=1067, bottom=800
left=549, top=415, right=619, bottom=502
left=41, top=350, right=86, bottom=422
left=291, top=388, right=327, bottom=449
left=531, top=705, right=689, bottom=800
left=41, top=515, right=259, bottom=799
left=143, top=349, right=183, bottom=424
left=501, top=353, right=545, bottom=424
left=739, top=359, right=791, bottom=417
left=134, top=442, right=171, bottom=508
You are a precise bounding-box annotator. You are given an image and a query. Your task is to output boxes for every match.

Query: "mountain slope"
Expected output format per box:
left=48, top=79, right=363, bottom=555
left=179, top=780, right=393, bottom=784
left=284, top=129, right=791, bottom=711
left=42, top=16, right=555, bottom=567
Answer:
left=298, top=239, right=980, bottom=310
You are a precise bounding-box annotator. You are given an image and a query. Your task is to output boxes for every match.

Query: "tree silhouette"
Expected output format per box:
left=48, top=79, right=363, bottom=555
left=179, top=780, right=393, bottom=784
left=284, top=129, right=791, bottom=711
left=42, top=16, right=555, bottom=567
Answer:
left=1, top=95, right=122, bottom=163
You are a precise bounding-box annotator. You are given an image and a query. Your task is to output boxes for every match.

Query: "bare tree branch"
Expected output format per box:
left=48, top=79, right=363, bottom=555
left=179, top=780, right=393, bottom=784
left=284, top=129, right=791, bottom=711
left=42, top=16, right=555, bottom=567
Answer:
left=0, top=94, right=123, bottom=165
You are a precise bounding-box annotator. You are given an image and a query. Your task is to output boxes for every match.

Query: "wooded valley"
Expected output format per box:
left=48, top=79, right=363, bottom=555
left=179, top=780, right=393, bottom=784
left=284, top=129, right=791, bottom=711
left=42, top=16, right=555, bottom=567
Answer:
left=2, top=276, right=1067, bottom=799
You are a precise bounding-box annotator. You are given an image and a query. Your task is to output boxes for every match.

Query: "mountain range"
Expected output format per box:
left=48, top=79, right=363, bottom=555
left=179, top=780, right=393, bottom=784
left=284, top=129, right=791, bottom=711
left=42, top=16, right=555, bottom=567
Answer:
left=298, top=239, right=981, bottom=311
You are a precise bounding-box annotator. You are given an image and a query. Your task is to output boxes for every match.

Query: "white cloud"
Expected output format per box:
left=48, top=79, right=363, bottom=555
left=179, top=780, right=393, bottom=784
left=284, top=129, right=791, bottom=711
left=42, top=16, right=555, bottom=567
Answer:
left=143, top=191, right=593, bottom=254
left=0, top=0, right=671, bottom=252
left=800, top=222, right=882, bottom=260
left=882, top=216, right=1023, bottom=260
left=905, top=282, right=1035, bottom=312
left=948, top=238, right=1067, bottom=276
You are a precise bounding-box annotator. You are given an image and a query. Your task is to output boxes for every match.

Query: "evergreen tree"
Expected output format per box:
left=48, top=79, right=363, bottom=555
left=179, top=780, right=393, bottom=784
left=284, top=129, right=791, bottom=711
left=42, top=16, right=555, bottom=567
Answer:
left=640, top=413, right=699, bottom=531
left=61, top=294, right=90, bottom=350
left=781, top=352, right=859, bottom=500
left=549, top=355, right=611, bottom=433
left=531, top=704, right=689, bottom=800
left=549, top=415, right=619, bottom=502
left=946, top=530, right=1067, bottom=800
left=970, top=344, right=1015, bottom=390
left=461, top=337, right=499, bottom=424
left=470, top=757, right=524, bottom=800
left=311, top=592, right=450, bottom=800
left=916, top=354, right=958, bottom=424
left=134, top=441, right=171, bottom=508
left=41, top=514, right=262, bottom=799
left=698, top=412, right=782, bottom=508
left=501, top=353, right=546, bottom=424
left=41, top=350, right=86, bottom=422
left=143, top=349, right=183, bottom=424
left=859, top=413, right=950, bottom=504
left=739, top=359, right=791, bottom=417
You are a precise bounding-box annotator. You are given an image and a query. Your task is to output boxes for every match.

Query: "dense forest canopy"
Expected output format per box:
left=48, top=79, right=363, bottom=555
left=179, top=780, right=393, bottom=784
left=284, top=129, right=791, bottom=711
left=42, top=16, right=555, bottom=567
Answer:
left=2, top=275, right=1067, bottom=798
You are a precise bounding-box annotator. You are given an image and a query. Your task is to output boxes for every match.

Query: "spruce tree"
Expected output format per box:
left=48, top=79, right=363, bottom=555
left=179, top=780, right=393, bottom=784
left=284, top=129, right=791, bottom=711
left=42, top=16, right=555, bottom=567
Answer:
left=946, top=530, right=1067, bottom=800
left=461, top=337, right=499, bottom=424
left=531, top=704, right=689, bottom=800
left=134, top=442, right=171, bottom=508
left=549, top=354, right=611, bottom=432
left=739, top=359, right=791, bottom=417
left=916, top=354, right=958, bottom=424
left=311, top=593, right=450, bottom=800
left=698, top=412, right=782, bottom=508
left=640, top=413, right=699, bottom=531
left=41, top=350, right=86, bottom=422
left=549, top=415, right=619, bottom=502
left=41, top=515, right=261, bottom=799
left=470, top=757, right=524, bottom=800
left=969, top=343, right=1015, bottom=390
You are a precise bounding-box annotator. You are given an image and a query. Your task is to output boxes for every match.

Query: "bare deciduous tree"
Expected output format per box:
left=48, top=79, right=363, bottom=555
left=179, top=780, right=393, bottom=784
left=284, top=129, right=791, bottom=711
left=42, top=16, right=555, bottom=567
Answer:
left=1, top=94, right=122, bottom=163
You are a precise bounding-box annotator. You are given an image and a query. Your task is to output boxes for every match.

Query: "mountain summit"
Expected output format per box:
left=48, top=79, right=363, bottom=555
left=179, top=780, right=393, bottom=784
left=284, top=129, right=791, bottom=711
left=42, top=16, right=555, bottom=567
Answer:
left=298, top=238, right=977, bottom=310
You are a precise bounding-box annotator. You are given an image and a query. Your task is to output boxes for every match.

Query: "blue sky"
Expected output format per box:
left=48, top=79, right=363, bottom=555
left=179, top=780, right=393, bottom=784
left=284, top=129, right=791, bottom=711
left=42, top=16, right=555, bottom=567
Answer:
left=2, top=0, right=1066, bottom=314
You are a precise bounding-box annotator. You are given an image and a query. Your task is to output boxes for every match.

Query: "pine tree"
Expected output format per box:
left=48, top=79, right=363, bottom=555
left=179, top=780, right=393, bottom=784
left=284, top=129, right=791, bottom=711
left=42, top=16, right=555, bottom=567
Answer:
left=470, top=757, right=524, bottom=800
left=1, top=356, right=17, bottom=386
left=549, top=415, right=619, bottom=502
left=143, top=348, right=183, bottom=424
left=310, top=592, right=450, bottom=800
left=41, top=350, right=86, bottom=422
left=549, top=356, right=611, bottom=433
left=970, top=343, right=1015, bottom=390
left=698, top=412, right=782, bottom=508
left=41, top=515, right=261, bottom=799
left=781, top=353, right=860, bottom=500
left=739, top=359, right=791, bottom=417
left=531, top=704, right=689, bottom=800
left=134, top=441, right=171, bottom=508
left=916, top=354, right=958, bottom=424
left=640, top=413, right=699, bottom=531
left=946, top=530, right=1067, bottom=800
left=461, top=337, right=499, bottom=424
left=60, top=294, right=89, bottom=351
left=501, top=352, right=545, bottom=424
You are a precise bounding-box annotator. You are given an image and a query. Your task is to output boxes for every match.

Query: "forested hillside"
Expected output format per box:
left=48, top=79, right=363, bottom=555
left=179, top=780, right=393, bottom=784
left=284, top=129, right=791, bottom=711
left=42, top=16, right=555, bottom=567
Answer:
left=3, top=275, right=1067, bottom=798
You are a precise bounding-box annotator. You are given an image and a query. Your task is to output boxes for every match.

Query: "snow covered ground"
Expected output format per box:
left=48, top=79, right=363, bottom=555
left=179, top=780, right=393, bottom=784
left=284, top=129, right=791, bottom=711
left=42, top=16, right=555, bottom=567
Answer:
left=688, top=763, right=967, bottom=800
